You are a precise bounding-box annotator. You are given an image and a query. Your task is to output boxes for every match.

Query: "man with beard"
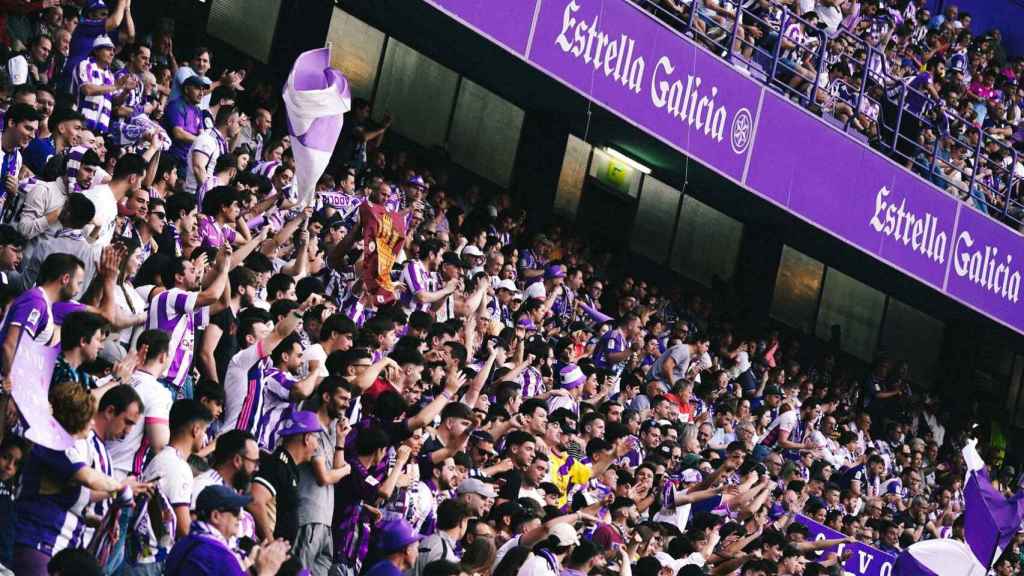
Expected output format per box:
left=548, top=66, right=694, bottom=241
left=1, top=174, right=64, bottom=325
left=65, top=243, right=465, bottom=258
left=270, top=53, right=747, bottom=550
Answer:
left=296, top=377, right=356, bottom=573
left=190, top=429, right=260, bottom=546
left=0, top=252, right=85, bottom=372
left=150, top=242, right=230, bottom=399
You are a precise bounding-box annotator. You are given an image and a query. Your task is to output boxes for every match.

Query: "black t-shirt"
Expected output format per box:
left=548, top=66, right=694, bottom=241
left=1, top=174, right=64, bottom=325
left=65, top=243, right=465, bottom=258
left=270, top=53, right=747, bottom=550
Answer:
left=209, top=308, right=239, bottom=383
left=417, top=435, right=444, bottom=480
left=495, top=468, right=523, bottom=501
left=253, top=448, right=301, bottom=542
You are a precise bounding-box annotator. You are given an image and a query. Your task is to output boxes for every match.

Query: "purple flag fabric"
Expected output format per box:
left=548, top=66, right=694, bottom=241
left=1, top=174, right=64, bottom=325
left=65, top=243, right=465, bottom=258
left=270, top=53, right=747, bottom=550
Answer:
left=283, top=47, right=351, bottom=207
left=893, top=440, right=1024, bottom=575
left=963, top=467, right=1024, bottom=567
left=579, top=301, right=612, bottom=324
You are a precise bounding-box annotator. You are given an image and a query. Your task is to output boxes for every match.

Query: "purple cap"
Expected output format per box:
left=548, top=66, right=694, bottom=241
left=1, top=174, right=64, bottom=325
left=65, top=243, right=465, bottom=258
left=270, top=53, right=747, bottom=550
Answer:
left=544, top=264, right=566, bottom=279
left=87, top=0, right=109, bottom=11
left=516, top=317, right=536, bottom=330
left=560, top=364, right=585, bottom=390
left=276, top=411, right=324, bottom=438
left=375, top=518, right=424, bottom=555
left=405, top=176, right=427, bottom=188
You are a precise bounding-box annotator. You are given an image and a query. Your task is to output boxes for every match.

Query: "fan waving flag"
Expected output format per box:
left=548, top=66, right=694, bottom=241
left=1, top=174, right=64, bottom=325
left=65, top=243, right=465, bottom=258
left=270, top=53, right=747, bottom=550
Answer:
left=894, top=439, right=1024, bottom=576
left=283, top=46, right=351, bottom=207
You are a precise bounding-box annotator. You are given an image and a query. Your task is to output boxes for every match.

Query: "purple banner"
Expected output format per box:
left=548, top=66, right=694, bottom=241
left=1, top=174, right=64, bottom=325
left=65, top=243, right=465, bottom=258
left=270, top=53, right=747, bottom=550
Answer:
left=794, top=514, right=896, bottom=576
left=421, top=0, right=1024, bottom=335
left=747, top=92, right=959, bottom=291
left=945, top=206, right=1024, bottom=331
left=10, top=336, right=71, bottom=451
left=527, top=0, right=760, bottom=182
left=422, top=0, right=538, bottom=56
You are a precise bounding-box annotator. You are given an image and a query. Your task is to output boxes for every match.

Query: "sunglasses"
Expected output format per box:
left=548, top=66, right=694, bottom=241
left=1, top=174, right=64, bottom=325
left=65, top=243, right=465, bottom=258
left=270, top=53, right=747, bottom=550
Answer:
left=151, top=212, right=167, bottom=220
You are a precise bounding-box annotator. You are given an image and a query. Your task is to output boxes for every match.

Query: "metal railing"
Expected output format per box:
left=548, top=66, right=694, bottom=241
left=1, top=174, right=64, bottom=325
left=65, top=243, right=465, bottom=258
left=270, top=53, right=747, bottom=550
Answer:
left=635, top=0, right=1023, bottom=230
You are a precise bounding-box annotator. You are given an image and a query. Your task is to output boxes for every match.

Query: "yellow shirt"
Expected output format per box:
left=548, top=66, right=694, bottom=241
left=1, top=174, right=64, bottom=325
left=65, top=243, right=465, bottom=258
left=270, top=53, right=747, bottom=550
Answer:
left=547, top=451, right=593, bottom=506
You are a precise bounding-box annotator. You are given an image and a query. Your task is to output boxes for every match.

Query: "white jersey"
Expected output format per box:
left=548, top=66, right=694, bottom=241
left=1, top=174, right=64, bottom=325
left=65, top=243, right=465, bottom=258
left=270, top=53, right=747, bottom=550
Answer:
left=106, top=370, right=172, bottom=476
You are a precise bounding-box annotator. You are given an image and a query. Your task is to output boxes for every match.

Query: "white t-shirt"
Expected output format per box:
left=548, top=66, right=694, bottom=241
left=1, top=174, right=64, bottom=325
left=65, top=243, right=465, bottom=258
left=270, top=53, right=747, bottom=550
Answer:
left=301, top=342, right=329, bottom=378
left=106, top=370, right=173, bottom=476
left=221, top=341, right=271, bottom=436
left=185, top=129, right=224, bottom=194
left=518, top=552, right=559, bottom=576
left=82, top=184, right=119, bottom=246
left=136, top=446, right=193, bottom=563
left=144, top=446, right=194, bottom=506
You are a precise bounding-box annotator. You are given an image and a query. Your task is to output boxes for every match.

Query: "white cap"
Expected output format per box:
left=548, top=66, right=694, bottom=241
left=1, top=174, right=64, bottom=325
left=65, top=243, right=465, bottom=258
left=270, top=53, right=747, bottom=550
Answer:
left=462, top=245, right=484, bottom=258
left=92, top=35, right=115, bottom=50
left=550, top=523, right=580, bottom=547
left=524, top=282, right=546, bottom=301
left=495, top=279, right=519, bottom=293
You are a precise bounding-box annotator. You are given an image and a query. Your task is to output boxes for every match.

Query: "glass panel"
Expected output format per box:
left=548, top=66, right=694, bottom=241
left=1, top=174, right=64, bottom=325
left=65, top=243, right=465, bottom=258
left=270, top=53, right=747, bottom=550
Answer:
left=588, top=148, right=641, bottom=198
left=770, top=246, right=825, bottom=334
left=1012, top=356, right=1024, bottom=427
left=372, top=39, right=458, bottom=148
left=554, top=135, right=591, bottom=219
left=631, top=176, right=680, bottom=263
left=815, top=268, right=886, bottom=361
left=671, top=196, right=743, bottom=286
left=447, top=78, right=525, bottom=187
left=326, top=10, right=386, bottom=101
left=879, top=298, right=944, bottom=390
left=208, top=0, right=282, bottom=63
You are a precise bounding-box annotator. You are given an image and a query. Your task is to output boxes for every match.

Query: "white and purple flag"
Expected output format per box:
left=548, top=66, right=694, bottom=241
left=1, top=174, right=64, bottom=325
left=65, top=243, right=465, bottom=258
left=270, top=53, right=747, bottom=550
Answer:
left=893, top=439, right=1024, bottom=576
left=282, top=46, right=351, bottom=207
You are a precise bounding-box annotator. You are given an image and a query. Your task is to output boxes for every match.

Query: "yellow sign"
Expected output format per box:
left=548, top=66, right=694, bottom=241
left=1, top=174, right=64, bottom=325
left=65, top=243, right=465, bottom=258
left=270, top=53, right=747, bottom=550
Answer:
left=605, top=160, right=631, bottom=190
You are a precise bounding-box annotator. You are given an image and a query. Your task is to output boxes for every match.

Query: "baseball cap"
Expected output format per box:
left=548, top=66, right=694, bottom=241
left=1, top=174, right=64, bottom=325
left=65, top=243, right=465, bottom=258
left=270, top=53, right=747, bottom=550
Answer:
left=196, top=485, right=252, bottom=514
left=86, top=0, right=109, bottom=11
left=404, top=175, right=427, bottom=188
left=182, top=74, right=211, bottom=88
left=544, top=264, right=566, bottom=279
left=495, top=279, right=519, bottom=293
left=462, top=245, right=484, bottom=258
left=276, top=411, right=324, bottom=438
left=679, top=453, right=702, bottom=470
left=456, top=478, right=497, bottom=498
left=375, top=518, right=423, bottom=555
left=91, top=35, right=115, bottom=51
left=550, top=523, right=581, bottom=547
left=764, top=385, right=783, bottom=397
left=516, top=317, right=536, bottom=331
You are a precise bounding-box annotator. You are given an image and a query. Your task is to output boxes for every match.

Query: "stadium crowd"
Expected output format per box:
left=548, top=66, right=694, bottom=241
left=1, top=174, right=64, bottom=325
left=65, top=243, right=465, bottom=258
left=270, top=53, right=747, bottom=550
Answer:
left=0, top=1, right=1020, bottom=576
left=650, top=0, right=1024, bottom=223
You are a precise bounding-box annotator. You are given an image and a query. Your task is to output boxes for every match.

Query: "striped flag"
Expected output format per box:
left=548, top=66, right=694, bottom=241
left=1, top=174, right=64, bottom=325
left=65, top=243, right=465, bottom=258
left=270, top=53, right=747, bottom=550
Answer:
left=894, top=439, right=1024, bottom=575
left=282, top=46, right=351, bottom=207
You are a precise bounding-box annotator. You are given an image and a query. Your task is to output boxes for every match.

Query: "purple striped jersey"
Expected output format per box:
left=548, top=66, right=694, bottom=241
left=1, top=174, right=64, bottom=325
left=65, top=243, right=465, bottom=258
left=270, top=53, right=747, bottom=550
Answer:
left=516, top=366, right=545, bottom=398
left=146, top=288, right=207, bottom=389
left=256, top=367, right=298, bottom=451
left=222, top=341, right=273, bottom=439
left=399, top=259, right=434, bottom=314
left=74, top=57, right=116, bottom=134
